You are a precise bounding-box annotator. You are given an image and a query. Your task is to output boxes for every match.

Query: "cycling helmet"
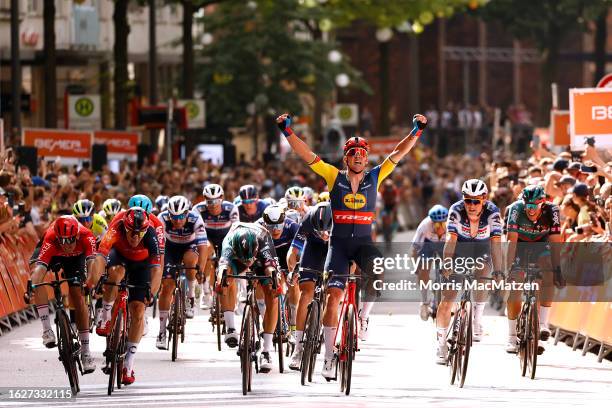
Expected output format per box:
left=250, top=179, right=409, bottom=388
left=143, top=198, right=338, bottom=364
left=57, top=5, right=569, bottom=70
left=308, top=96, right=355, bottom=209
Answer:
left=285, top=186, right=305, bottom=201
left=54, top=215, right=79, bottom=243
left=231, top=228, right=259, bottom=262
left=102, top=198, right=122, bottom=218
left=168, top=195, right=190, bottom=216
left=155, top=195, right=169, bottom=209
left=92, top=213, right=108, bottom=237
left=72, top=199, right=95, bottom=218
left=303, top=187, right=315, bottom=204
left=128, top=194, right=153, bottom=214
left=317, top=191, right=330, bottom=203
left=310, top=202, right=333, bottom=232
left=124, top=207, right=150, bottom=232
left=343, top=136, right=370, bottom=155
left=239, top=185, right=259, bottom=201
left=461, top=179, right=488, bottom=197
left=262, top=205, right=285, bottom=225
left=522, top=185, right=545, bottom=207
left=203, top=184, right=224, bottom=200
left=428, top=205, right=448, bottom=223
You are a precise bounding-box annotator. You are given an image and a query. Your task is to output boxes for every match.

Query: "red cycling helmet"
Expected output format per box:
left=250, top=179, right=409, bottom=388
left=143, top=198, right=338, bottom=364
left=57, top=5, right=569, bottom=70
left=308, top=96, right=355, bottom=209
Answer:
left=343, top=136, right=370, bottom=155
left=124, top=207, right=150, bottom=233
left=54, top=215, right=79, bottom=243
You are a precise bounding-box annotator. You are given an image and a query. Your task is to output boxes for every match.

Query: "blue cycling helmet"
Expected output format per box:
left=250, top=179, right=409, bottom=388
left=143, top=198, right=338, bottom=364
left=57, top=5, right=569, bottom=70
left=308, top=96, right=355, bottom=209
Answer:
left=428, top=205, right=448, bottom=223
left=128, top=194, right=153, bottom=214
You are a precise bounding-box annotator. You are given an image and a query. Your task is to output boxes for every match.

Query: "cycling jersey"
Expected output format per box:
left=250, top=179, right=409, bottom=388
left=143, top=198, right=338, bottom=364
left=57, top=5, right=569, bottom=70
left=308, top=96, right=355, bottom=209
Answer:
left=309, top=156, right=396, bottom=238
left=35, top=223, right=97, bottom=269
left=98, top=220, right=161, bottom=265
left=290, top=212, right=328, bottom=284
left=413, top=216, right=445, bottom=256
left=158, top=209, right=207, bottom=246
left=256, top=217, right=299, bottom=270
left=506, top=201, right=561, bottom=242
left=108, top=209, right=165, bottom=254
left=237, top=200, right=269, bottom=223
left=193, top=200, right=238, bottom=250
left=219, top=222, right=279, bottom=275
left=447, top=200, right=503, bottom=242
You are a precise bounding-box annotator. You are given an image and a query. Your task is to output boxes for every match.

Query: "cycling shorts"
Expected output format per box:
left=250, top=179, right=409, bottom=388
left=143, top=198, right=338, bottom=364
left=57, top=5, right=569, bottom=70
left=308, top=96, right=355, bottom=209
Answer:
left=324, top=236, right=381, bottom=291
left=163, top=241, right=199, bottom=279
left=107, top=249, right=151, bottom=303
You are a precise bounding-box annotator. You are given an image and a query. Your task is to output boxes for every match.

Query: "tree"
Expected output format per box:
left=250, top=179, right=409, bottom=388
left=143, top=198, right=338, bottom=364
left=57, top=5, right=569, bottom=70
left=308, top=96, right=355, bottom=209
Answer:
left=477, top=0, right=610, bottom=125
left=43, top=0, right=56, bottom=127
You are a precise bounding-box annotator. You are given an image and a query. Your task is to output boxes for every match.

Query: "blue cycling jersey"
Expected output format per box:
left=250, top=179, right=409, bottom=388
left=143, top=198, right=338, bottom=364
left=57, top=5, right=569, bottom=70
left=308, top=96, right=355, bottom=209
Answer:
left=194, top=200, right=238, bottom=249
left=446, top=200, right=502, bottom=242
left=256, top=217, right=300, bottom=269
left=237, top=200, right=269, bottom=223
left=158, top=209, right=207, bottom=246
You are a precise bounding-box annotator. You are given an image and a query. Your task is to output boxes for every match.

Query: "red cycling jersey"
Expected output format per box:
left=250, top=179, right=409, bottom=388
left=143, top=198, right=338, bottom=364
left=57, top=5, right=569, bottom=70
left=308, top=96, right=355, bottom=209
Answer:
left=36, top=223, right=97, bottom=268
left=107, top=209, right=165, bottom=253
left=97, top=219, right=161, bottom=265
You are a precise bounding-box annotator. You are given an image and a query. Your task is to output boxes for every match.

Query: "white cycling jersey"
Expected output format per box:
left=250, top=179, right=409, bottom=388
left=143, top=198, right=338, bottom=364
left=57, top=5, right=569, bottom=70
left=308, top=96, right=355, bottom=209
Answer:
left=413, top=216, right=445, bottom=253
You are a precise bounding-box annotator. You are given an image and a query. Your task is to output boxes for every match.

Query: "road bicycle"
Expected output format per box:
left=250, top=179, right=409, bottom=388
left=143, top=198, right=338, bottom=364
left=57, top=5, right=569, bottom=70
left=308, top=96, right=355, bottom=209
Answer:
left=515, top=259, right=541, bottom=379
left=298, top=267, right=326, bottom=386
left=166, top=264, right=199, bottom=361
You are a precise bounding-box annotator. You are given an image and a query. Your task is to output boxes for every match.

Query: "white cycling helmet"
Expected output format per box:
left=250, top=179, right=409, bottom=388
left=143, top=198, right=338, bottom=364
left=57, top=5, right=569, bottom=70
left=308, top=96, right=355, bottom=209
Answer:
left=461, top=179, right=488, bottom=197
left=168, top=195, right=190, bottom=216
left=262, top=205, right=285, bottom=225
left=285, top=186, right=305, bottom=201
left=203, top=183, right=224, bottom=200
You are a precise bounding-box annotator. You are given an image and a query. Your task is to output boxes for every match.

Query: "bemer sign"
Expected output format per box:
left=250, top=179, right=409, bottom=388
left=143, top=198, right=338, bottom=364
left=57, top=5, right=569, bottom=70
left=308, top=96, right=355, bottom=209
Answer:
left=569, top=87, right=612, bottom=148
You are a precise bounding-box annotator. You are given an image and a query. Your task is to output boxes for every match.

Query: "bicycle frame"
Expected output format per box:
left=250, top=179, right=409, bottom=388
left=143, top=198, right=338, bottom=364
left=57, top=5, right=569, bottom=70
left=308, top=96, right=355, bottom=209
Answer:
left=333, top=274, right=361, bottom=363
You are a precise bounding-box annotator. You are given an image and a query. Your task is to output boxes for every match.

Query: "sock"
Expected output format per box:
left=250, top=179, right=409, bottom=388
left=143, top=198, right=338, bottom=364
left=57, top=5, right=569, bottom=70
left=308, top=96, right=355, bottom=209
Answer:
left=421, top=287, right=429, bottom=303
left=360, top=301, right=374, bottom=320
left=79, top=330, right=90, bottom=354
left=37, top=305, right=52, bottom=331
left=188, top=279, right=196, bottom=298
left=124, top=342, right=138, bottom=373
left=256, top=299, right=266, bottom=317
left=323, top=326, right=337, bottom=360
left=539, top=306, right=551, bottom=328
left=224, top=311, right=235, bottom=330
left=508, top=318, right=517, bottom=337
left=437, top=327, right=448, bottom=347
left=159, top=310, right=169, bottom=333
left=263, top=332, right=273, bottom=353
left=289, top=304, right=297, bottom=326
left=473, top=302, right=485, bottom=326
left=295, top=330, right=304, bottom=351
left=102, top=300, right=114, bottom=321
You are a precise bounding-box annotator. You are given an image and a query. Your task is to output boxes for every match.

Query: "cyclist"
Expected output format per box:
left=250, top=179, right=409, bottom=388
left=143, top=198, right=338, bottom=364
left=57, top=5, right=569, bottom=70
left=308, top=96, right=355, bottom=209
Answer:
left=30, top=215, right=98, bottom=373
left=100, top=198, right=122, bottom=223
left=276, top=111, right=426, bottom=380
left=155, top=195, right=208, bottom=349
left=287, top=202, right=333, bottom=370
left=92, top=213, right=109, bottom=243
left=436, top=179, right=503, bottom=364
left=155, top=195, right=170, bottom=214
left=256, top=205, right=301, bottom=343
left=504, top=185, right=563, bottom=354
left=72, top=199, right=95, bottom=230
left=194, top=184, right=238, bottom=309
left=92, top=207, right=162, bottom=385
left=236, top=184, right=269, bottom=222
left=303, top=186, right=316, bottom=206
left=413, top=204, right=448, bottom=321
left=284, top=186, right=309, bottom=223
left=216, top=223, right=280, bottom=373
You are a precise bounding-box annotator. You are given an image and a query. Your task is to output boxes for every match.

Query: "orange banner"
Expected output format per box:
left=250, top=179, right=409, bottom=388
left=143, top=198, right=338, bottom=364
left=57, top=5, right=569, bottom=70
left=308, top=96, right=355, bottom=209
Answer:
left=22, top=128, right=92, bottom=159
left=550, top=110, right=570, bottom=146
left=369, top=137, right=401, bottom=158
left=94, top=130, right=139, bottom=155
left=570, top=88, right=612, bottom=148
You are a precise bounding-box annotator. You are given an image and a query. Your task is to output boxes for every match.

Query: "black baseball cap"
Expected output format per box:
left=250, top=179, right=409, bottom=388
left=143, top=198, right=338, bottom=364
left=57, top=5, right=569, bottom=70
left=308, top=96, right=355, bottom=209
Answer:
left=553, top=159, right=569, bottom=172
left=557, top=175, right=577, bottom=186
left=570, top=183, right=589, bottom=197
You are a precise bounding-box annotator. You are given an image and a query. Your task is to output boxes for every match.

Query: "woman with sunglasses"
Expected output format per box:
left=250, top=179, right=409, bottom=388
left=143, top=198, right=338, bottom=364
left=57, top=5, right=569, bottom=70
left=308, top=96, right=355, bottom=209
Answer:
left=276, top=111, right=427, bottom=380
left=155, top=195, right=208, bottom=349
left=194, top=184, right=239, bottom=309
left=93, top=207, right=162, bottom=385
left=30, top=215, right=98, bottom=373
left=237, top=184, right=269, bottom=222
left=436, top=179, right=504, bottom=364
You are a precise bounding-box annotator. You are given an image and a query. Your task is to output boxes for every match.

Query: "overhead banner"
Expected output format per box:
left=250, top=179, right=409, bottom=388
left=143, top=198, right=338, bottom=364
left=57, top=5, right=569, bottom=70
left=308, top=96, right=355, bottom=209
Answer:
left=94, top=130, right=139, bottom=159
left=334, top=104, right=359, bottom=126
left=550, top=110, right=570, bottom=146
left=22, top=128, right=92, bottom=159
left=67, top=94, right=101, bottom=130
left=569, top=87, right=612, bottom=148
left=177, top=99, right=206, bottom=129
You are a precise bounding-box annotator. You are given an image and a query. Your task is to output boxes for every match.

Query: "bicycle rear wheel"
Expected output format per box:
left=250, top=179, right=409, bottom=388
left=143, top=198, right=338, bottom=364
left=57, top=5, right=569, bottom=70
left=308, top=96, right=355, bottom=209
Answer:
left=458, top=301, right=472, bottom=388
left=57, top=311, right=80, bottom=395
left=107, top=312, right=122, bottom=396
left=240, top=304, right=253, bottom=395
left=528, top=302, right=539, bottom=379
left=340, top=304, right=356, bottom=395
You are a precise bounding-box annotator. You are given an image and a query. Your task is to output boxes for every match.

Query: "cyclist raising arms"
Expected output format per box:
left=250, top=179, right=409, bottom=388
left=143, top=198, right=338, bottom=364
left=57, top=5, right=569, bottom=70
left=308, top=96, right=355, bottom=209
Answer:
left=436, top=179, right=503, bottom=364
left=276, top=112, right=427, bottom=380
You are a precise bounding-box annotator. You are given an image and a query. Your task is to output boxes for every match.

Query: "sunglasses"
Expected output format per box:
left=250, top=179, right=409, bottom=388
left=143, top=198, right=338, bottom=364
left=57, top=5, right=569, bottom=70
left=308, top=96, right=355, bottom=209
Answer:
left=265, top=223, right=284, bottom=232
left=433, top=222, right=446, bottom=229
left=206, top=199, right=222, bottom=206
left=57, top=236, right=77, bottom=245
left=464, top=198, right=483, bottom=205
left=525, top=202, right=542, bottom=210
left=126, top=228, right=146, bottom=238
left=345, top=148, right=368, bottom=157
left=77, top=216, right=92, bottom=223
left=242, top=199, right=257, bottom=204
left=170, top=213, right=187, bottom=221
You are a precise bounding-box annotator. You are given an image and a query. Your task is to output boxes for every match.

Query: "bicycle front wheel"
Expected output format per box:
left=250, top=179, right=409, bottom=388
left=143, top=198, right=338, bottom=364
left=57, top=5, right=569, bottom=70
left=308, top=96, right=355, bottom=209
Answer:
left=528, top=301, right=539, bottom=379
left=340, top=304, right=356, bottom=395
left=458, top=301, right=472, bottom=388
left=518, top=304, right=529, bottom=377
left=107, top=312, right=122, bottom=396
left=171, top=294, right=181, bottom=362
left=301, top=301, right=319, bottom=385
left=240, top=304, right=253, bottom=395
left=276, top=298, right=285, bottom=373
left=57, top=311, right=80, bottom=395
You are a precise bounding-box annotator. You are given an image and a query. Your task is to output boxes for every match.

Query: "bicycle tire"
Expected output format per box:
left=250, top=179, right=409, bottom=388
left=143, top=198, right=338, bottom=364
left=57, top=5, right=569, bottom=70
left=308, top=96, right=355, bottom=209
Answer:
left=152, top=296, right=158, bottom=319
left=344, top=304, right=356, bottom=395
left=57, top=311, right=80, bottom=395
left=87, top=295, right=95, bottom=333
left=458, top=301, right=472, bottom=388
left=172, top=291, right=180, bottom=362
left=276, top=297, right=285, bottom=373
left=116, top=323, right=126, bottom=390
left=180, top=280, right=187, bottom=343
left=528, top=301, right=539, bottom=379
left=518, top=304, right=528, bottom=377
left=107, top=311, right=122, bottom=396
left=309, top=303, right=321, bottom=383
left=240, top=304, right=253, bottom=395
left=449, top=314, right=459, bottom=385
left=300, top=302, right=316, bottom=385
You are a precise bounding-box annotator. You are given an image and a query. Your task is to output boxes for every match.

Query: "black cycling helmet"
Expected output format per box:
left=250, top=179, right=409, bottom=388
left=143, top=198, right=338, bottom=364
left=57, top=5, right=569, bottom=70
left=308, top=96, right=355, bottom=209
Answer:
left=239, top=184, right=259, bottom=201
left=310, top=202, right=333, bottom=232
left=231, top=228, right=259, bottom=262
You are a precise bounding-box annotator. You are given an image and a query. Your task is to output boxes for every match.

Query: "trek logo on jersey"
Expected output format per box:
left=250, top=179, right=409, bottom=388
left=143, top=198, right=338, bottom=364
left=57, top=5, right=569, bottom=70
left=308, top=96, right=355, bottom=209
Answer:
left=343, top=193, right=367, bottom=210
left=333, top=210, right=374, bottom=224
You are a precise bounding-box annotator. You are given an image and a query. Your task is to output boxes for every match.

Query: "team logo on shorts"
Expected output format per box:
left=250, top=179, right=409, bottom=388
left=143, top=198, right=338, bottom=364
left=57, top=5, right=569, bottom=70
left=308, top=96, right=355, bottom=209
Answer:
left=343, top=193, right=366, bottom=210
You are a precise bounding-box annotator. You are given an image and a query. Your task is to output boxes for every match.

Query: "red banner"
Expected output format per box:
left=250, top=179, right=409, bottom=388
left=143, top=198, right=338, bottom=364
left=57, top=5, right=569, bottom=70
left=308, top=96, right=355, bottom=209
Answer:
left=22, top=128, right=92, bottom=159
left=94, top=130, right=139, bottom=155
